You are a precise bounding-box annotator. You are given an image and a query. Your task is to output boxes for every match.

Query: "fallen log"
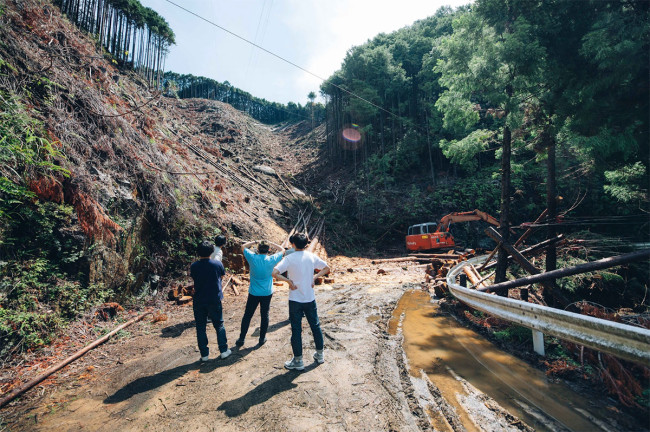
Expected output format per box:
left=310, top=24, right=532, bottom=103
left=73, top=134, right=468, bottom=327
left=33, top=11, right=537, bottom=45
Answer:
left=478, top=249, right=650, bottom=293
left=482, top=235, right=565, bottom=271
left=407, top=254, right=464, bottom=260
left=0, top=312, right=152, bottom=408
left=462, top=265, right=486, bottom=289
left=371, top=257, right=421, bottom=264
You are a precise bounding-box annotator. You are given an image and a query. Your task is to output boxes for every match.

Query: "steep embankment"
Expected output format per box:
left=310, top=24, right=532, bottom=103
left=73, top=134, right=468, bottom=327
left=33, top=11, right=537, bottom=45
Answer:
left=0, top=0, right=320, bottom=372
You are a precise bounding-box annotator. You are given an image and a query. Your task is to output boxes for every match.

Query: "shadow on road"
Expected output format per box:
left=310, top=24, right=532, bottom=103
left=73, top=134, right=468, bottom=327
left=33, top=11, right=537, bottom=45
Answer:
left=160, top=321, right=195, bottom=338
left=217, top=363, right=319, bottom=417
left=103, top=345, right=259, bottom=404
left=250, top=319, right=290, bottom=337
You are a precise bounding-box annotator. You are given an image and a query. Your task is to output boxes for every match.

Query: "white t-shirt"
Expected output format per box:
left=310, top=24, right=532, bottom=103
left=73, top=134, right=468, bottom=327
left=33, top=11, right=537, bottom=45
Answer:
left=210, top=246, right=223, bottom=262
left=274, top=250, right=327, bottom=303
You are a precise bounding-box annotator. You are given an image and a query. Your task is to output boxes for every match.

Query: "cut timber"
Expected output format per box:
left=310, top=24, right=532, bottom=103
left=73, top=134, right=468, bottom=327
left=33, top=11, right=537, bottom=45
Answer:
left=177, top=296, right=192, bottom=305
left=371, top=257, right=421, bottom=264
left=168, top=287, right=180, bottom=301
left=0, top=312, right=152, bottom=408
left=462, top=265, right=487, bottom=289
left=407, top=254, right=465, bottom=260
left=275, top=171, right=297, bottom=198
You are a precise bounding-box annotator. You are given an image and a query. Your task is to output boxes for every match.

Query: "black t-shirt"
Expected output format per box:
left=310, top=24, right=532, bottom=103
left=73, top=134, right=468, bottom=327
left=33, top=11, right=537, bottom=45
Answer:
left=190, top=258, right=225, bottom=303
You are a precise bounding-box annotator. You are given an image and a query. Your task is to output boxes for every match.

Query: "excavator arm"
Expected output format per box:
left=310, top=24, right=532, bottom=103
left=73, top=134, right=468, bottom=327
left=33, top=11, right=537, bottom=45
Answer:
left=437, top=210, right=500, bottom=232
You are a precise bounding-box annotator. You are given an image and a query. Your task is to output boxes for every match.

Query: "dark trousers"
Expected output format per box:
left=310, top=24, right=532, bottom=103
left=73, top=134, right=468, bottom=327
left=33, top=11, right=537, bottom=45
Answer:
left=239, top=294, right=273, bottom=343
left=289, top=300, right=324, bottom=357
left=193, top=300, right=228, bottom=357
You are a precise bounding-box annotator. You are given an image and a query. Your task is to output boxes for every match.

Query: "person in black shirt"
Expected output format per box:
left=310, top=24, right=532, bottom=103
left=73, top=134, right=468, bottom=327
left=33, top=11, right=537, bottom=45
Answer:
left=190, top=240, right=231, bottom=361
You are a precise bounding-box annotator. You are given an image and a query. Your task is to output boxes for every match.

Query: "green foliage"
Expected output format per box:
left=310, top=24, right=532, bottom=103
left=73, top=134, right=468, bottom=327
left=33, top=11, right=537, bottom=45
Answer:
left=0, top=197, right=110, bottom=357
left=493, top=324, right=532, bottom=345
left=0, top=90, right=68, bottom=221
left=604, top=161, right=648, bottom=204
left=439, top=129, right=493, bottom=170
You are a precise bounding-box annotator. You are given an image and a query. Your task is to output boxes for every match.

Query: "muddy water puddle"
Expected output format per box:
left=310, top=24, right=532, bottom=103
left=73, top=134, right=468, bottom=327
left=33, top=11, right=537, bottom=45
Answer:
left=390, top=290, right=617, bottom=432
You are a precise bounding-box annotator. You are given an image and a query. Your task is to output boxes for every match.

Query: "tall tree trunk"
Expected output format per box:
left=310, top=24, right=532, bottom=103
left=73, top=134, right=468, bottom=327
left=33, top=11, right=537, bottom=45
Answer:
left=495, top=123, right=512, bottom=286
left=545, top=133, right=558, bottom=302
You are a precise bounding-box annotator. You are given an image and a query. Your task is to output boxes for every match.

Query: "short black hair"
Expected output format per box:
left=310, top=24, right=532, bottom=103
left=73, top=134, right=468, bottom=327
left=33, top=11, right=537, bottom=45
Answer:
left=293, top=233, right=309, bottom=249
left=197, top=240, right=214, bottom=257
left=257, top=240, right=270, bottom=254
left=214, top=234, right=226, bottom=247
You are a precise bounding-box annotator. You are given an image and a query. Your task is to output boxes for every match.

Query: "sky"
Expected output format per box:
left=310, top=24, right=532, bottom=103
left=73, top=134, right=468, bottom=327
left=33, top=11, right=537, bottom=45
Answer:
left=139, top=0, right=471, bottom=106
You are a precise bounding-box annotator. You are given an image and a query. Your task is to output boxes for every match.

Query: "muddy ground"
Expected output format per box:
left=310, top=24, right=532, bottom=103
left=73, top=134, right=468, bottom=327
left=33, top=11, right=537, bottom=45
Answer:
left=0, top=256, right=541, bottom=432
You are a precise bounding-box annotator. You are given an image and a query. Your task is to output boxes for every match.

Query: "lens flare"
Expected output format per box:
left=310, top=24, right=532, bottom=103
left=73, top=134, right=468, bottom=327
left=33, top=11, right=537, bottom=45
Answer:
left=342, top=127, right=361, bottom=143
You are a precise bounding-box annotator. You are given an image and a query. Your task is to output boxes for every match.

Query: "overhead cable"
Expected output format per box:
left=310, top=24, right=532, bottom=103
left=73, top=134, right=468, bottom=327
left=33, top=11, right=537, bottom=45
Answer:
left=162, top=0, right=403, bottom=121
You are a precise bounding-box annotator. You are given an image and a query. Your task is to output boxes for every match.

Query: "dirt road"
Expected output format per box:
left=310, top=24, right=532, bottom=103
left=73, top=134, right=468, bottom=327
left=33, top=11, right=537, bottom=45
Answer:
left=2, top=258, right=539, bottom=431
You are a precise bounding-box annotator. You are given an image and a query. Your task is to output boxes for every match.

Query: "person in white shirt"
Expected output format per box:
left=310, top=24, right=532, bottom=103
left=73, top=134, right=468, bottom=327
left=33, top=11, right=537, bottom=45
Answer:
left=210, top=234, right=227, bottom=261
left=272, top=233, right=330, bottom=371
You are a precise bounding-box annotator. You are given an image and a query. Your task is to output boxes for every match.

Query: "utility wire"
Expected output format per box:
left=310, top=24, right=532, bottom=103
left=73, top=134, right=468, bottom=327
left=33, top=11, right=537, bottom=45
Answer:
left=162, top=0, right=404, bottom=121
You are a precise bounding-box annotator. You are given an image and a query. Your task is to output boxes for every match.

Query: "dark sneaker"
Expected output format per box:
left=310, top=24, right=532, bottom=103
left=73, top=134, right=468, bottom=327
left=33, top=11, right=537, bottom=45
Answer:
left=235, top=339, right=244, bottom=347
left=258, top=337, right=267, bottom=346
left=284, top=357, right=304, bottom=370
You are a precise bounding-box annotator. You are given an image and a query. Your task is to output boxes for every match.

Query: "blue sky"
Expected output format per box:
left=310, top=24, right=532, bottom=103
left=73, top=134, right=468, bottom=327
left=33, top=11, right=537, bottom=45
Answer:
left=140, top=0, right=470, bottom=105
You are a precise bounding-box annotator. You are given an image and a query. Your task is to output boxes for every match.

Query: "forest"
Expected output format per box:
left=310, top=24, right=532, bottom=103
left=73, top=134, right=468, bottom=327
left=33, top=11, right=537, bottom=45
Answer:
left=316, top=0, right=648, bottom=306
left=319, top=0, right=648, bottom=244
left=162, top=71, right=326, bottom=124
left=54, top=0, right=175, bottom=85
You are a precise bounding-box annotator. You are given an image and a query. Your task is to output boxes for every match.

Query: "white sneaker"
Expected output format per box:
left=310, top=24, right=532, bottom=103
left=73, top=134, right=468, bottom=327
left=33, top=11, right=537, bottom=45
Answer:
left=313, top=350, right=324, bottom=364
left=200, top=355, right=209, bottom=362
left=284, top=357, right=304, bottom=370
left=220, top=349, right=232, bottom=359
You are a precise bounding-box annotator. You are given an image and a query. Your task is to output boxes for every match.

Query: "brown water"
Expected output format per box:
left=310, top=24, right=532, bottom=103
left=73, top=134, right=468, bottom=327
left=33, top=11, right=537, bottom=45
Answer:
left=390, top=290, right=619, bottom=432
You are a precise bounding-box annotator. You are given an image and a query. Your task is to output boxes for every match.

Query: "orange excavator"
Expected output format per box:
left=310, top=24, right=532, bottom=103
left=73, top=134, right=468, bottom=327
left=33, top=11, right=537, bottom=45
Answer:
left=406, top=210, right=500, bottom=251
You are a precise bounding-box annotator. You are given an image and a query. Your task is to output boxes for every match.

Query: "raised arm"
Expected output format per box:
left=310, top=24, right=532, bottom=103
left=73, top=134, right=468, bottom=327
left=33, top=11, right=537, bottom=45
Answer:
left=241, top=240, right=258, bottom=253
left=267, top=241, right=285, bottom=254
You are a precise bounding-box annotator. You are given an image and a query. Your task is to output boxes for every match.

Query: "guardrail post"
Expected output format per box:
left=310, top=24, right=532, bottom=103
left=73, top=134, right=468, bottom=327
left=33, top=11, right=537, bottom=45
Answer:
left=459, top=274, right=467, bottom=288
left=532, top=330, right=545, bottom=356
left=521, top=288, right=528, bottom=302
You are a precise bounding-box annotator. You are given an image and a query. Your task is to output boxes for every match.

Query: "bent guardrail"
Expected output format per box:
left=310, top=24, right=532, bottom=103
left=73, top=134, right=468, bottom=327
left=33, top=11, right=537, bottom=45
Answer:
left=446, top=256, right=650, bottom=366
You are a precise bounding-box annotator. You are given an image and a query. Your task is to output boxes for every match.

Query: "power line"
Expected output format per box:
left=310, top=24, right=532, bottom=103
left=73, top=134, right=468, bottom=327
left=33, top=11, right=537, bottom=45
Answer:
left=162, top=0, right=404, bottom=121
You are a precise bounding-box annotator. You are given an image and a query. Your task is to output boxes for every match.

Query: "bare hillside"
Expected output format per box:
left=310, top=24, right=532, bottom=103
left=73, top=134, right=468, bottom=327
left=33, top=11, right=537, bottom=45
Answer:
left=0, top=0, right=316, bottom=292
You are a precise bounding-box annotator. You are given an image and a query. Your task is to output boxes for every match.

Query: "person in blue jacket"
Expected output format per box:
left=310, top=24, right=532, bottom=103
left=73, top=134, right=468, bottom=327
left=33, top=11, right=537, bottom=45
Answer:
left=190, top=240, right=231, bottom=361
left=236, top=239, right=285, bottom=347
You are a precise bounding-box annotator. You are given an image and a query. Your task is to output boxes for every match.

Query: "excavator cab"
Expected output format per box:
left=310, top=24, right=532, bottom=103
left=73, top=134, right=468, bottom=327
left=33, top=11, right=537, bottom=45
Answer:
left=406, top=222, right=455, bottom=251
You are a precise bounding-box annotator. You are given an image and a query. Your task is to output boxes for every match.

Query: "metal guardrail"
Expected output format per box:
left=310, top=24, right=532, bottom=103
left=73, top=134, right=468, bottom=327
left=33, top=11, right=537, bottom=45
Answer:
left=446, top=256, right=650, bottom=366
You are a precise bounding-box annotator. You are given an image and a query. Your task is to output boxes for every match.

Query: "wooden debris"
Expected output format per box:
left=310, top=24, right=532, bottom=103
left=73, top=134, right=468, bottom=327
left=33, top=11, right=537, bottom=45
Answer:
left=96, top=302, right=124, bottom=321
left=152, top=313, right=168, bottom=323
left=0, top=312, right=152, bottom=409
left=168, top=284, right=195, bottom=302
left=371, top=257, right=421, bottom=264
left=177, top=296, right=192, bottom=305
